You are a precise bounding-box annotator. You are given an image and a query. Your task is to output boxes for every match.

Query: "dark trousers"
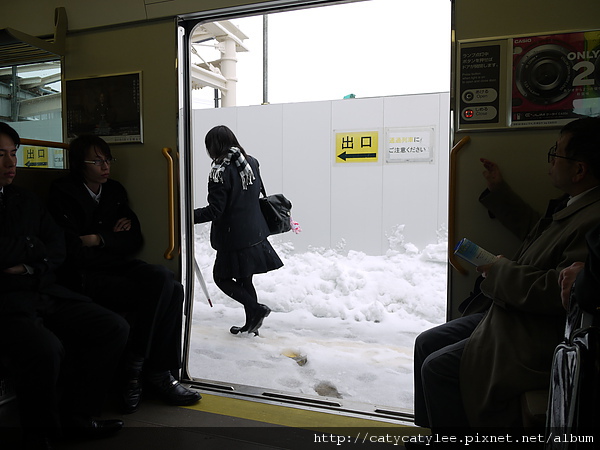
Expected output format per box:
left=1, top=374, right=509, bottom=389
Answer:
left=413, top=313, right=484, bottom=428
left=0, top=297, right=129, bottom=437
left=82, top=260, right=184, bottom=372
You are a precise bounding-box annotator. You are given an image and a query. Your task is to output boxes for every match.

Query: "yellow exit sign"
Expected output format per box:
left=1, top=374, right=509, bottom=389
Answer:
left=335, top=131, right=378, bottom=163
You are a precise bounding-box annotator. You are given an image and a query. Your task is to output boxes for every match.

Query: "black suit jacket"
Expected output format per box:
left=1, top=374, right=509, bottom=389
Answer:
left=0, top=184, right=87, bottom=314
left=48, top=175, right=143, bottom=271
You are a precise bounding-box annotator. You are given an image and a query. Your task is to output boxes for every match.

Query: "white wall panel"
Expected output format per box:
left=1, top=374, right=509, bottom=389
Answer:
left=193, top=92, right=449, bottom=255
left=381, top=94, right=450, bottom=252
left=281, top=101, right=332, bottom=251
left=331, top=97, right=384, bottom=254
left=237, top=104, right=284, bottom=194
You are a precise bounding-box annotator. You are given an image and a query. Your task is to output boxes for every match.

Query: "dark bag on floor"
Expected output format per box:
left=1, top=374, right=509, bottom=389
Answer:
left=545, top=301, right=600, bottom=449
left=259, top=185, right=292, bottom=235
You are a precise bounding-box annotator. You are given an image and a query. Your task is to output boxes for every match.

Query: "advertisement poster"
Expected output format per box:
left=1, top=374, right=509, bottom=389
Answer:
left=511, top=31, right=600, bottom=127
left=459, top=45, right=501, bottom=126
left=66, top=72, right=143, bottom=143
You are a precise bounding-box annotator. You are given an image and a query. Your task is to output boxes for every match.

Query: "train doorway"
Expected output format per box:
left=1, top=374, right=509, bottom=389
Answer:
left=179, top=0, right=451, bottom=421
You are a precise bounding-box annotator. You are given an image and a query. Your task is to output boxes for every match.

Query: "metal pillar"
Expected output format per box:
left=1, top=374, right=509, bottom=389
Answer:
left=219, top=38, right=237, bottom=107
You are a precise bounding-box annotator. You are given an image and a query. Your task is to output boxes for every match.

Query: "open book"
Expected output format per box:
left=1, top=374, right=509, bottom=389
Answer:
left=454, top=238, right=497, bottom=266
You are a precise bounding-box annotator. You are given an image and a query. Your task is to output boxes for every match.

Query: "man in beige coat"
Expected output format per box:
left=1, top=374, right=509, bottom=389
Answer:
left=413, top=117, right=600, bottom=434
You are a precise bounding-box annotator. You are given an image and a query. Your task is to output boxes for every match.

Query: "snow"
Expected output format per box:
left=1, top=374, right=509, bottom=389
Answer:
left=188, top=224, right=447, bottom=412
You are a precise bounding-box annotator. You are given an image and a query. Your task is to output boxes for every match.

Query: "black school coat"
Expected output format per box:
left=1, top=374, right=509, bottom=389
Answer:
left=47, top=175, right=143, bottom=289
left=194, top=155, right=270, bottom=252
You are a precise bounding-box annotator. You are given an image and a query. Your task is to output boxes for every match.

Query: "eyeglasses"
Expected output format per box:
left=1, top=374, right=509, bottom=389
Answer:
left=83, top=158, right=115, bottom=166
left=547, top=144, right=579, bottom=163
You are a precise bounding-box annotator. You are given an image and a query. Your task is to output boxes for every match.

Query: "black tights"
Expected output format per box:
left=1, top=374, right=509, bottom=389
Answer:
left=213, top=276, right=259, bottom=322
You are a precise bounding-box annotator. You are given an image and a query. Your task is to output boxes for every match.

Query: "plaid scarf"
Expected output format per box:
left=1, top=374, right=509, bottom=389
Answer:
left=209, top=147, right=255, bottom=190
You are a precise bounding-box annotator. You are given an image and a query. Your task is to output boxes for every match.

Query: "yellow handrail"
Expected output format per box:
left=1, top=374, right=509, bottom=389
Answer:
left=448, top=136, right=471, bottom=275
left=162, top=147, right=176, bottom=260
left=20, top=138, right=69, bottom=149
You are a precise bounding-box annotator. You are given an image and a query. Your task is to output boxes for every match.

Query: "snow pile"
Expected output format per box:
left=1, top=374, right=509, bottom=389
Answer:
left=189, top=224, right=447, bottom=411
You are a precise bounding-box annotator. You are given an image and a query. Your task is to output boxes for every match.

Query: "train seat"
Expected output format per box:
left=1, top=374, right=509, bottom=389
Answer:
left=14, top=167, right=69, bottom=200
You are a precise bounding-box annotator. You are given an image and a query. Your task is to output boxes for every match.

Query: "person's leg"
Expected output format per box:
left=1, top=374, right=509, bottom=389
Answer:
left=238, top=275, right=258, bottom=316
left=413, top=313, right=484, bottom=427
left=238, top=276, right=270, bottom=334
left=421, top=338, right=470, bottom=428
left=43, top=298, right=129, bottom=422
left=0, top=312, right=63, bottom=442
left=84, top=262, right=199, bottom=410
left=214, top=275, right=260, bottom=330
left=215, top=275, right=270, bottom=334
left=132, top=264, right=200, bottom=406
left=125, top=263, right=184, bottom=371
left=214, top=276, right=258, bottom=311
left=82, top=263, right=152, bottom=359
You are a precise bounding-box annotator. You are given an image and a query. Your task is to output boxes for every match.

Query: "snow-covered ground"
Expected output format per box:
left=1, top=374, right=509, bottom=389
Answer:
left=188, top=224, right=447, bottom=412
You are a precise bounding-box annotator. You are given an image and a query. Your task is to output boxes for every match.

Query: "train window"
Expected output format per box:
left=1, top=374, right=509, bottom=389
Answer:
left=182, top=0, right=450, bottom=420
left=0, top=60, right=64, bottom=168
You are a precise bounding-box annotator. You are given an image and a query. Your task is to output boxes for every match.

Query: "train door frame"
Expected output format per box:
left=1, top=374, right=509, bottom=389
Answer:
left=175, top=0, right=434, bottom=424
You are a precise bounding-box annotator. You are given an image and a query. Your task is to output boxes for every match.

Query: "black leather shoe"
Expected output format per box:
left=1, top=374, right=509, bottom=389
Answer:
left=122, top=376, right=142, bottom=414
left=247, top=304, right=271, bottom=334
left=146, top=372, right=201, bottom=406
left=121, top=354, right=144, bottom=413
left=63, top=417, right=124, bottom=440
left=22, top=435, right=54, bottom=450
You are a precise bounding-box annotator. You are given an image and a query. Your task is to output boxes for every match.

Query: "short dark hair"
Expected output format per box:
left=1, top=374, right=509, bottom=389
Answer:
left=0, top=122, right=21, bottom=147
left=561, top=116, right=600, bottom=179
left=204, top=125, right=246, bottom=161
left=68, top=135, right=112, bottom=176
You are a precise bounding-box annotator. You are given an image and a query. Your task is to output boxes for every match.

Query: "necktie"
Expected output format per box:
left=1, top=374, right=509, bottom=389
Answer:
left=546, top=195, right=570, bottom=216
left=0, top=190, right=5, bottom=225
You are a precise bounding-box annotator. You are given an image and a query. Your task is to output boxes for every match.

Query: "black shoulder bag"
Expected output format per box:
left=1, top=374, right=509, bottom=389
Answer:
left=259, top=181, right=292, bottom=235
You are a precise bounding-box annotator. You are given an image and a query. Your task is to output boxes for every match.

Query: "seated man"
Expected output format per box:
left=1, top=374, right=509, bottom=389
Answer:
left=47, top=135, right=200, bottom=414
left=0, top=122, right=129, bottom=450
left=412, top=117, right=600, bottom=434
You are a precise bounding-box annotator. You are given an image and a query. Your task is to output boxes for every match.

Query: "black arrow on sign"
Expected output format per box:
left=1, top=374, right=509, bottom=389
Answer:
left=337, top=151, right=376, bottom=161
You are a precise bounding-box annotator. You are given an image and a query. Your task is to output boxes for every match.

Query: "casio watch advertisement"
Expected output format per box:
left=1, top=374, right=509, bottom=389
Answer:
left=458, top=30, right=600, bottom=129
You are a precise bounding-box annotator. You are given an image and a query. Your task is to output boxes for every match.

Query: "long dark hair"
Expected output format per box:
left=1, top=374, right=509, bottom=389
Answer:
left=205, top=125, right=246, bottom=161
left=68, top=135, right=113, bottom=178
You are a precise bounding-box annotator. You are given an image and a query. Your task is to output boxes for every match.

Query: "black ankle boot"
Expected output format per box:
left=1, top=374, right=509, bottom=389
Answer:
left=247, top=304, right=271, bottom=335
left=122, top=354, right=144, bottom=414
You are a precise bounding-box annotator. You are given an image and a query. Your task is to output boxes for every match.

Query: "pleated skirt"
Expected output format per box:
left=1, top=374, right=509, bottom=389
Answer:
left=213, top=239, right=283, bottom=279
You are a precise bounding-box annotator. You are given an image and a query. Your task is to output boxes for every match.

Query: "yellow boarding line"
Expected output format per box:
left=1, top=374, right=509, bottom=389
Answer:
left=185, top=393, right=419, bottom=431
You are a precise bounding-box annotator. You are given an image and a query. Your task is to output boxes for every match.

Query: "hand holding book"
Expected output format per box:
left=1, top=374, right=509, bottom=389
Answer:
left=454, top=238, right=498, bottom=266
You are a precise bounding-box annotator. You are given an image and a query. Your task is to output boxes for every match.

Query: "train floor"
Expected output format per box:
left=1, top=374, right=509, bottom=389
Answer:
left=0, top=385, right=415, bottom=450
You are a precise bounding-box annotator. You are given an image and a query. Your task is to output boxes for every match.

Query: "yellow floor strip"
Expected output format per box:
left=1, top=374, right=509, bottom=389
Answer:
left=185, top=393, right=407, bottom=429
